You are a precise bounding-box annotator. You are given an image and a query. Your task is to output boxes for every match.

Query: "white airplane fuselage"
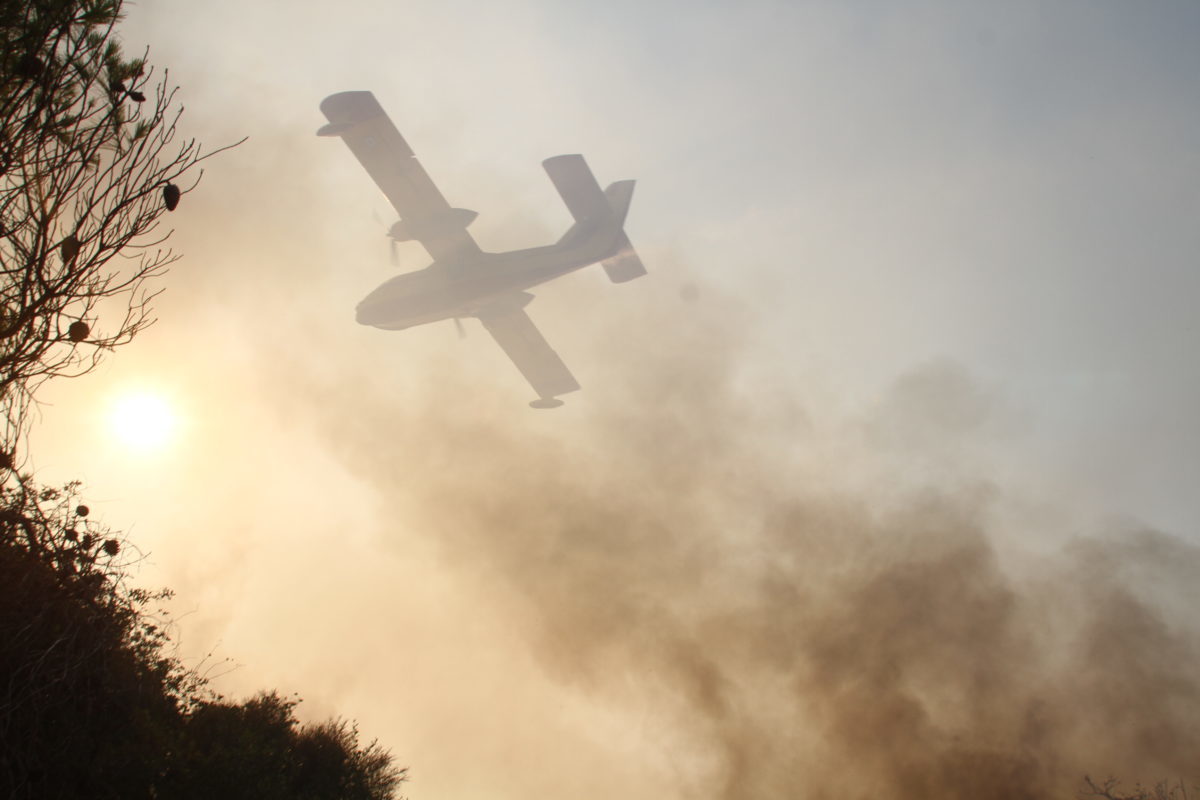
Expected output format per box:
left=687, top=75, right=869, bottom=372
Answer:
left=356, top=212, right=626, bottom=330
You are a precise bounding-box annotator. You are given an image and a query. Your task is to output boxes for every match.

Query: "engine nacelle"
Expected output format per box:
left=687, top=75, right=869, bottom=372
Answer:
left=389, top=208, right=477, bottom=242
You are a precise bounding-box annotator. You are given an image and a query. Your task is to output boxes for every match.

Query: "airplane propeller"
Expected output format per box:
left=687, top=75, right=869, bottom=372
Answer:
left=454, top=317, right=466, bottom=339
left=372, top=209, right=400, bottom=266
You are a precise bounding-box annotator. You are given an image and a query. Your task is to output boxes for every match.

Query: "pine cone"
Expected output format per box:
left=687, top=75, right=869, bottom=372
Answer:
left=163, top=183, right=181, bottom=211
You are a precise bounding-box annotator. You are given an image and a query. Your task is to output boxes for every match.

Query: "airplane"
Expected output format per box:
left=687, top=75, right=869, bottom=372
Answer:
left=317, top=91, right=647, bottom=409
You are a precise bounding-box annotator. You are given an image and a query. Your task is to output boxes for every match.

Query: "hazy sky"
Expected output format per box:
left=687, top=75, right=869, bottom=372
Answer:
left=28, top=1, right=1200, bottom=797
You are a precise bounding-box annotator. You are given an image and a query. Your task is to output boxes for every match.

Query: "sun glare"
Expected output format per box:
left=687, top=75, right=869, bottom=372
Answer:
left=109, top=391, right=179, bottom=452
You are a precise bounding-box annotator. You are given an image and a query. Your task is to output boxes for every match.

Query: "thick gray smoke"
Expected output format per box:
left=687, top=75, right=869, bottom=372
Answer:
left=259, top=279, right=1200, bottom=799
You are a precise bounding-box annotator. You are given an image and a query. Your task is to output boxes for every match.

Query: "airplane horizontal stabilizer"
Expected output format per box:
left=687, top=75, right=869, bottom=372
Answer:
left=601, top=232, right=647, bottom=283
left=543, top=155, right=614, bottom=227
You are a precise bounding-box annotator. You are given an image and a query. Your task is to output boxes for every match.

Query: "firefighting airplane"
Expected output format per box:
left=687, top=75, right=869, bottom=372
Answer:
left=317, top=91, right=646, bottom=408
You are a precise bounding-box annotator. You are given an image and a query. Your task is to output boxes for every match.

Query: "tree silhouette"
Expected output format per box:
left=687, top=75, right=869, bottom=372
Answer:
left=0, top=4, right=405, bottom=797
left=0, top=0, right=240, bottom=459
left=0, top=481, right=187, bottom=797
left=0, top=481, right=407, bottom=799
left=1081, top=777, right=1194, bottom=800
left=162, top=693, right=406, bottom=800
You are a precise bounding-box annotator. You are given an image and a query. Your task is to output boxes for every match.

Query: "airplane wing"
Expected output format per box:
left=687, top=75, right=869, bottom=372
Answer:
left=475, top=294, right=580, bottom=406
left=318, top=91, right=481, bottom=264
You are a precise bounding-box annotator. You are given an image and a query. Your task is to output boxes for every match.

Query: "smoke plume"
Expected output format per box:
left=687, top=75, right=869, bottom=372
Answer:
left=259, top=276, right=1200, bottom=799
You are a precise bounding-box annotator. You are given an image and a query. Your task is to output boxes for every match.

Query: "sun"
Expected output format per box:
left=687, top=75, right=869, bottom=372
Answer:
left=108, top=390, right=179, bottom=452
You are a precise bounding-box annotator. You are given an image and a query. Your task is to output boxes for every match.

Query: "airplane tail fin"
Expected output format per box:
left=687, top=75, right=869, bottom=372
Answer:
left=599, top=180, right=646, bottom=282
left=543, top=156, right=647, bottom=283
left=603, top=180, right=635, bottom=225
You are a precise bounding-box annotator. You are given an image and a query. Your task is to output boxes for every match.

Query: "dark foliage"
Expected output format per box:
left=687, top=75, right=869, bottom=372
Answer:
left=162, top=694, right=405, bottom=800
left=0, top=482, right=179, bottom=798
left=0, top=482, right=406, bottom=799
left=0, top=3, right=403, bottom=797
left=1081, top=776, right=1195, bottom=800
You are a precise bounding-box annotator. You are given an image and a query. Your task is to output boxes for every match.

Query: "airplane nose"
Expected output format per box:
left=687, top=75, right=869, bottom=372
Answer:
left=354, top=301, right=379, bottom=326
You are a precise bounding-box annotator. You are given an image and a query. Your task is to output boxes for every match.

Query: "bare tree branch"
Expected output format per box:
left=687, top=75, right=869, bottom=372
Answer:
left=0, top=0, right=243, bottom=464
